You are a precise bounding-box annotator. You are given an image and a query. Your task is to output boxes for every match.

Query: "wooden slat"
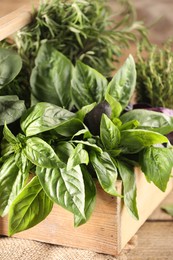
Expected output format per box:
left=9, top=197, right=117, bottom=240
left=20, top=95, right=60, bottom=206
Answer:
left=0, top=5, right=37, bottom=41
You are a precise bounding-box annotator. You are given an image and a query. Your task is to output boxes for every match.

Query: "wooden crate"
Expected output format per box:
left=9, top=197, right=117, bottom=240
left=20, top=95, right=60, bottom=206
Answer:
left=0, top=168, right=172, bottom=256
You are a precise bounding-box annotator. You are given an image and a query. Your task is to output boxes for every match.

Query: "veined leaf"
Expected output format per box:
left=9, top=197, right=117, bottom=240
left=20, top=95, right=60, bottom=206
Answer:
left=71, top=60, right=108, bottom=109
left=30, top=43, right=73, bottom=109
left=106, top=55, right=136, bottom=109
left=67, top=143, right=89, bottom=170
left=90, top=151, right=120, bottom=196
left=24, top=137, right=61, bottom=168
left=74, top=166, right=96, bottom=227
left=116, top=159, right=139, bottom=219
left=21, top=102, right=75, bottom=137
left=0, top=48, right=22, bottom=88
left=0, top=155, right=29, bottom=217
left=36, top=165, right=86, bottom=222
left=8, top=176, right=53, bottom=235
left=120, top=109, right=173, bottom=135
left=3, top=123, right=17, bottom=144
left=0, top=96, right=26, bottom=125
left=140, top=147, right=173, bottom=191
left=120, top=129, right=168, bottom=154
left=100, top=114, right=120, bottom=150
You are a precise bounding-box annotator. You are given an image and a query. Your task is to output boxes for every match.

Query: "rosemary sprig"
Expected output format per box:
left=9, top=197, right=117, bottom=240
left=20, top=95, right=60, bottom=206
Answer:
left=14, top=0, right=148, bottom=77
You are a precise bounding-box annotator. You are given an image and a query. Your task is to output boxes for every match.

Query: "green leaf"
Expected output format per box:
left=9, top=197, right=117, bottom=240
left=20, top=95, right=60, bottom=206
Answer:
left=106, top=55, right=136, bottom=109
left=161, top=204, right=173, bottom=217
left=67, top=143, right=89, bottom=170
left=120, top=119, right=140, bottom=131
left=30, top=43, right=73, bottom=109
left=74, top=166, right=96, bottom=227
left=120, top=129, right=168, bottom=154
left=72, top=140, right=103, bottom=153
left=0, top=96, right=26, bottom=125
left=0, top=155, right=29, bottom=217
left=116, top=159, right=139, bottom=219
left=23, top=137, right=61, bottom=168
left=54, top=141, right=74, bottom=164
left=55, top=118, right=84, bottom=137
left=105, top=93, right=122, bottom=118
left=71, top=60, right=108, bottom=109
left=0, top=48, right=22, bottom=88
left=100, top=114, right=120, bottom=150
left=120, top=109, right=173, bottom=135
left=8, top=176, right=53, bottom=235
left=76, top=103, right=96, bottom=121
left=36, top=165, right=86, bottom=222
left=140, top=147, right=173, bottom=191
left=90, top=151, right=120, bottom=196
left=21, top=102, right=75, bottom=136
left=3, top=123, right=17, bottom=144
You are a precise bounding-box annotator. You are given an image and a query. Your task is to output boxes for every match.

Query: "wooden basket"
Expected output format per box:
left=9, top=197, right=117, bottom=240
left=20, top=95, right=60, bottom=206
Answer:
left=0, top=168, right=172, bottom=256
left=0, top=5, right=173, bottom=256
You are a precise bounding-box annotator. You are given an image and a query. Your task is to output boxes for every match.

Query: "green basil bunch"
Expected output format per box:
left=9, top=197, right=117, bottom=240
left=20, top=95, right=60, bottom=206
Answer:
left=1, top=51, right=173, bottom=236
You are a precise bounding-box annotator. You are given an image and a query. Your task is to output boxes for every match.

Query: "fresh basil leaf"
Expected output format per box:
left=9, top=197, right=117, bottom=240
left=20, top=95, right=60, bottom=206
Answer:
left=72, top=140, right=103, bottom=153
left=3, top=123, right=17, bottom=144
left=140, top=147, right=173, bottom=191
left=116, top=159, right=139, bottom=219
left=0, top=48, right=22, bottom=88
left=100, top=114, right=120, bottom=150
left=120, top=109, right=173, bottom=135
left=21, top=102, right=75, bottom=136
left=55, top=141, right=74, bottom=163
left=67, top=144, right=89, bottom=170
left=55, top=118, right=84, bottom=137
left=30, top=43, right=73, bottom=109
left=23, top=137, right=61, bottom=168
left=36, top=165, right=86, bottom=222
left=120, top=119, right=140, bottom=131
left=8, top=176, right=53, bottom=235
left=76, top=103, right=96, bottom=121
left=71, top=60, right=108, bottom=109
left=90, top=151, right=120, bottom=196
left=0, top=155, right=29, bottom=217
left=105, top=92, right=122, bottom=118
left=120, top=129, right=168, bottom=154
left=74, top=166, right=96, bottom=227
left=0, top=96, right=26, bottom=125
left=106, top=55, right=136, bottom=109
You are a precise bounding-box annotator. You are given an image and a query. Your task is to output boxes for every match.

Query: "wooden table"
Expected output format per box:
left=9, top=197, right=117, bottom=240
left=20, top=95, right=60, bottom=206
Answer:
left=1, top=1, right=173, bottom=259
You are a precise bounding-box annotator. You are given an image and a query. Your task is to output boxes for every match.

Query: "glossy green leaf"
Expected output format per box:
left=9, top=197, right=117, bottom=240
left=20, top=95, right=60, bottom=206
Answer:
left=76, top=103, right=96, bottom=121
left=106, top=55, right=136, bottom=109
left=30, top=43, right=73, bottom=109
left=120, top=129, right=168, bottom=154
left=100, top=114, right=120, bottom=150
left=3, top=123, right=17, bottom=144
left=21, top=102, right=75, bottom=136
left=140, top=147, right=173, bottom=191
left=105, top=93, right=122, bottom=118
left=0, top=96, right=26, bottom=125
left=8, top=176, right=53, bottom=235
left=0, top=155, right=29, bottom=217
left=23, top=137, right=61, bottom=168
left=55, top=141, right=74, bottom=163
left=71, top=60, right=108, bottom=109
left=55, top=118, right=84, bottom=137
left=36, top=165, right=86, bottom=221
left=74, top=166, right=96, bottom=227
left=120, top=109, right=173, bottom=135
left=90, top=151, right=120, bottom=196
left=116, top=159, right=139, bottom=219
left=0, top=48, right=22, bottom=88
left=67, top=144, right=89, bottom=170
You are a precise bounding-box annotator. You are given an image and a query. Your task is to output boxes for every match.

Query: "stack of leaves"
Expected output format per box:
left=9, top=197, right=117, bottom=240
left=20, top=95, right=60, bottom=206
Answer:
left=135, top=41, right=173, bottom=108
left=1, top=45, right=173, bottom=235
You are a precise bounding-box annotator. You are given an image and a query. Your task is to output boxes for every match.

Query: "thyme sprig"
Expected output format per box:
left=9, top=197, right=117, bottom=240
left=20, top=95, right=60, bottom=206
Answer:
left=136, top=41, right=173, bottom=108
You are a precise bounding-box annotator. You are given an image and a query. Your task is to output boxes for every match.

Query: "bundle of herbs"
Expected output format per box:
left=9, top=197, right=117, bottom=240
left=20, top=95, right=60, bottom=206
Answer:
left=1, top=45, right=173, bottom=235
